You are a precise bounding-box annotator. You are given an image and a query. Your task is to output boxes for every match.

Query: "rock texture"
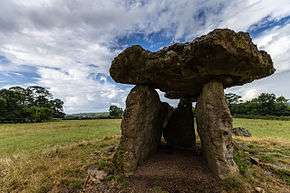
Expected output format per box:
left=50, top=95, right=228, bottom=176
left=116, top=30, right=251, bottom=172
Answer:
left=232, top=127, right=252, bottom=137
left=163, top=98, right=195, bottom=148
left=160, top=102, right=175, bottom=129
left=109, top=28, right=275, bottom=179
left=196, top=80, right=238, bottom=178
left=110, top=29, right=274, bottom=99
left=113, top=86, right=163, bottom=175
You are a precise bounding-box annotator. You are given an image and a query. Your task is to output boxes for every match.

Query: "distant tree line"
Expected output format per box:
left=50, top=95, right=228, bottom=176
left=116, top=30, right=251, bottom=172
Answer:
left=225, top=93, right=290, bottom=117
left=64, top=105, right=123, bottom=120
left=64, top=112, right=110, bottom=120
left=0, top=86, right=65, bottom=123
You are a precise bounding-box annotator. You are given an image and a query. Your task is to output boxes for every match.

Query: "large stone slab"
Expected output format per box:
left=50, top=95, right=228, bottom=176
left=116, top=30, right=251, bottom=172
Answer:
left=196, top=80, right=238, bottom=179
left=110, top=29, right=274, bottom=99
left=163, top=98, right=195, bottom=148
left=113, top=85, right=163, bottom=175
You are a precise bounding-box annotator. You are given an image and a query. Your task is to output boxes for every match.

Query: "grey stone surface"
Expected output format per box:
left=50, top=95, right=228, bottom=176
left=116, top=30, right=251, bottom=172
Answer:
left=110, top=28, right=275, bottom=179
left=196, top=80, right=238, bottom=178
left=232, top=127, right=252, bottom=137
left=110, top=29, right=274, bottom=99
left=113, top=85, right=163, bottom=175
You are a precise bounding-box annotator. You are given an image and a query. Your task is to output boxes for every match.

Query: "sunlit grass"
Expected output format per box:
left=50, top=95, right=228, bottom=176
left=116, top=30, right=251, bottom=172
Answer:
left=0, top=119, right=121, bottom=155
left=0, top=118, right=290, bottom=192
left=233, top=118, right=290, bottom=142
left=0, top=119, right=121, bottom=193
left=233, top=119, right=290, bottom=192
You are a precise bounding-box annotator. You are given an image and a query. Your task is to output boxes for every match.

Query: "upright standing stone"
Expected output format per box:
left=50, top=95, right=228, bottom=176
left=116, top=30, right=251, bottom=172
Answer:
left=160, top=102, right=175, bottom=129
left=113, top=85, right=163, bottom=175
left=109, top=28, right=275, bottom=179
left=196, top=81, right=238, bottom=179
left=163, top=98, right=195, bottom=148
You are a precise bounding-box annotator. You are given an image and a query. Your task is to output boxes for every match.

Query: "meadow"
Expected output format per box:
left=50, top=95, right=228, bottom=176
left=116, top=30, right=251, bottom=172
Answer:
left=0, top=118, right=289, bottom=193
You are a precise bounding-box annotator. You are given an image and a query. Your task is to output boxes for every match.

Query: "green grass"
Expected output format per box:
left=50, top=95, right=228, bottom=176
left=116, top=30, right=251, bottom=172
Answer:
left=233, top=118, right=290, bottom=141
left=233, top=118, right=290, bottom=192
left=0, top=118, right=290, bottom=193
left=0, top=119, right=121, bottom=155
left=0, top=119, right=121, bottom=193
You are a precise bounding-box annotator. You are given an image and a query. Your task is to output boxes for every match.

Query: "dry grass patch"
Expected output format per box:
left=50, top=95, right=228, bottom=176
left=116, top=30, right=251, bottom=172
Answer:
left=1, top=118, right=290, bottom=192
left=233, top=137, right=290, bottom=193
left=0, top=119, right=121, bottom=193
left=0, top=136, right=119, bottom=193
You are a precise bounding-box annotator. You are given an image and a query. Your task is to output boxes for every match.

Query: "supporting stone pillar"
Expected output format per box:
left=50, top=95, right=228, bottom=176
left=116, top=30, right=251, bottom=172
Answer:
left=163, top=98, right=195, bottom=148
left=113, top=85, right=163, bottom=175
left=196, top=80, right=238, bottom=179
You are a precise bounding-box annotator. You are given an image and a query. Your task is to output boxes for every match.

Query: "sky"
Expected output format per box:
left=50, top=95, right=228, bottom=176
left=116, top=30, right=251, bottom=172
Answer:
left=0, top=0, right=290, bottom=114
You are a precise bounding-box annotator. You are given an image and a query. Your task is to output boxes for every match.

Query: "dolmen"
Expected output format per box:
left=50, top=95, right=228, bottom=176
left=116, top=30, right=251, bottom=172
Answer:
left=110, top=29, right=274, bottom=179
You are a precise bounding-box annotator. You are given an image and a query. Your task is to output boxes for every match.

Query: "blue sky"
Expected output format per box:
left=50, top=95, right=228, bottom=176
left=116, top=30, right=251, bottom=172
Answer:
left=0, top=0, right=290, bottom=113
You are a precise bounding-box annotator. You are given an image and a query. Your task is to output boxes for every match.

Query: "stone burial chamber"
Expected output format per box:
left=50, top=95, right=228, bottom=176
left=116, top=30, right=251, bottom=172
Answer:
left=110, top=29, right=274, bottom=179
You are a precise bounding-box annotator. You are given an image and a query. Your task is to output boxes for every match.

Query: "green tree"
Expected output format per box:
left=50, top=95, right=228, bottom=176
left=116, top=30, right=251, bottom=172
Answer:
left=109, top=105, right=123, bottom=118
left=225, top=93, right=242, bottom=115
left=0, top=96, right=7, bottom=122
left=25, top=106, right=53, bottom=122
left=27, top=86, right=52, bottom=107
left=0, top=89, right=26, bottom=122
left=225, top=93, right=242, bottom=106
left=256, top=93, right=276, bottom=115
left=50, top=99, right=65, bottom=118
left=274, top=96, right=289, bottom=116
left=0, top=86, right=65, bottom=122
left=225, top=92, right=290, bottom=117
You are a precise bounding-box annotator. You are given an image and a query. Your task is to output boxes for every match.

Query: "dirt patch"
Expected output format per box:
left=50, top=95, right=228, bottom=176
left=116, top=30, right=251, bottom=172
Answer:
left=84, top=147, right=222, bottom=193
left=126, top=147, right=222, bottom=193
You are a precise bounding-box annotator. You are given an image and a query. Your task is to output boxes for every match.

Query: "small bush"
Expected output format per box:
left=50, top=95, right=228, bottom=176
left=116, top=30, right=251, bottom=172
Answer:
left=97, top=159, right=108, bottom=170
left=222, top=175, right=244, bottom=192
left=234, top=150, right=251, bottom=175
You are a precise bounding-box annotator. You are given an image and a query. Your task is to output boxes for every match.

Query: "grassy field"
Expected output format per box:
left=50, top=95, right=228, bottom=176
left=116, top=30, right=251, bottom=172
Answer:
left=232, top=118, right=290, bottom=193
left=0, top=118, right=289, bottom=193
left=0, top=119, right=121, bottom=155
left=234, top=118, right=290, bottom=142
left=0, top=119, right=121, bottom=193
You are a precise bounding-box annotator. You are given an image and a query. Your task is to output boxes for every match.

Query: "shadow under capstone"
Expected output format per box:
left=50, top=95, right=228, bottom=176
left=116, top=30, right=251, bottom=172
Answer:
left=109, top=28, right=275, bottom=185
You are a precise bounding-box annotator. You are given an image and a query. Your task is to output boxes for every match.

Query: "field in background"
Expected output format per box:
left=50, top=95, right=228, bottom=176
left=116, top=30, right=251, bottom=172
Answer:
left=0, top=119, right=289, bottom=193
left=234, top=118, right=290, bottom=142
left=232, top=118, right=290, bottom=193
left=0, top=119, right=121, bottom=155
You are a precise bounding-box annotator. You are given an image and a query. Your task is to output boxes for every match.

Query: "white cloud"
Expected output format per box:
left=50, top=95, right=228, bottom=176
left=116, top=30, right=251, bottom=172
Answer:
left=0, top=0, right=290, bottom=113
left=254, top=23, right=290, bottom=72
left=218, top=0, right=290, bottom=31
left=227, top=70, right=290, bottom=101
left=242, top=89, right=259, bottom=101
left=226, top=21, right=290, bottom=101
left=38, top=67, right=128, bottom=113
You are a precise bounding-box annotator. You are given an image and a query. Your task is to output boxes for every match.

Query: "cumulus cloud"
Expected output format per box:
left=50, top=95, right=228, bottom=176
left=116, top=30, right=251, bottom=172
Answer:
left=226, top=21, right=290, bottom=101
left=0, top=0, right=290, bottom=112
left=254, top=23, right=290, bottom=72
left=217, top=0, right=290, bottom=31
left=37, top=67, right=129, bottom=113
